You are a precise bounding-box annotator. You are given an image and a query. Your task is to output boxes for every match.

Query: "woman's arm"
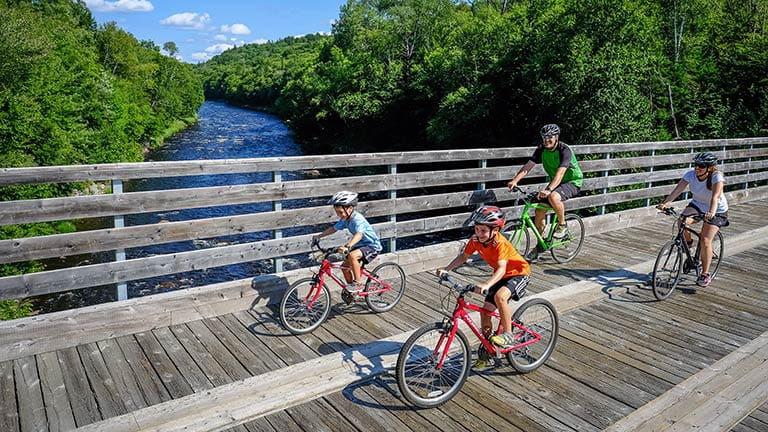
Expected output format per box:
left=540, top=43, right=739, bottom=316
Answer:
left=706, top=181, right=724, bottom=219
left=658, top=179, right=689, bottom=208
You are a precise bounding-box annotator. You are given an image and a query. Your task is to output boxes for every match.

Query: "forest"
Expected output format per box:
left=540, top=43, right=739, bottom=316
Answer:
left=196, top=0, right=768, bottom=153
left=0, top=0, right=204, bottom=317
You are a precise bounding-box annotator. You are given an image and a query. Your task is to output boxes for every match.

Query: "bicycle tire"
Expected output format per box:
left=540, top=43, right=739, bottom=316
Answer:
left=506, top=298, right=559, bottom=373
left=502, top=221, right=531, bottom=256
left=364, top=262, right=406, bottom=313
left=550, top=213, right=585, bottom=263
left=652, top=240, right=683, bottom=300
left=396, top=322, right=471, bottom=408
left=279, top=278, right=331, bottom=335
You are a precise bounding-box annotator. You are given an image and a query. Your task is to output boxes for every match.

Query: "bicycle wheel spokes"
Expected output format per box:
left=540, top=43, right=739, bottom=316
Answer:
left=652, top=240, right=683, bottom=300
left=550, top=214, right=585, bottom=263
left=279, top=278, right=331, bottom=335
left=506, top=298, right=558, bottom=373
left=364, top=262, right=406, bottom=313
left=502, top=222, right=531, bottom=256
left=396, top=323, right=471, bottom=408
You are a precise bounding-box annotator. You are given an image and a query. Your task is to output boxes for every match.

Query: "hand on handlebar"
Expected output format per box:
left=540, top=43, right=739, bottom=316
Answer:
left=507, top=180, right=518, bottom=190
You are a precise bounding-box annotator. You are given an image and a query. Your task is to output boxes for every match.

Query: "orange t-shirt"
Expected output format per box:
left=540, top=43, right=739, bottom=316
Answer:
left=463, top=232, right=530, bottom=277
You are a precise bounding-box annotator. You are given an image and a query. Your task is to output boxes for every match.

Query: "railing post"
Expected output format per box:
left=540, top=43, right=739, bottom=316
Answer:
left=388, top=164, right=397, bottom=253
left=646, top=149, right=655, bottom=207
left=112, top=179, right=128, bottom=301
left=272, top=171, right=283, bottom=273
left=600, top=153, right=610, bottom=215
left=744, top=142, right=753, bottom=189
left=477, top=159, right=487, bottom=191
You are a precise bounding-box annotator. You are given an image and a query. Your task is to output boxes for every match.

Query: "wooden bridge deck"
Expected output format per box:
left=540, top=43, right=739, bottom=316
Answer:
left=2, top=199, right=768, bottom=432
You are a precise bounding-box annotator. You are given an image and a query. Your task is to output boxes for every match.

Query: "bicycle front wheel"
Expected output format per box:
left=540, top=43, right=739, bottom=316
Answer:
left=396, top=322, right=471, bottom=408
left=652, top=240, right=683, bottom=300
left=279, top=278, right=331, bottom=335
left=550, top=214, right=585, bottom=263
left=506, top=298, right=559, bottom=373
left=502, top=221, right=531, bottom=256
left=364, top=262, right=406, bottom=313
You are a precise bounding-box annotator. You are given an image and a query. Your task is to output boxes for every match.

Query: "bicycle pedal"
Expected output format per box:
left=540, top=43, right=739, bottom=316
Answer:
left=341, top=290, right=355, bottom=305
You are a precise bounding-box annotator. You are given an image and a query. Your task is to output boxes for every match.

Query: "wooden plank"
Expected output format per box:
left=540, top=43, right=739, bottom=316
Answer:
left=0, top=361, right=19, bottom=432
left=133, top=331, right=194, bottom=399
left=58, top=347, right=101, bottom=426
left=36, top=351, right=77, bottom=432
left=202, top=317, right=272, bottom=376
left=77, top=342, right=128, bottom=418
left=114, top=335, right=172, bottom=406
left=13, top=356, right=47, bottom=432
left=217, top=313, right=285, bottom=371
left=157, top=325, right=221, bottom=390
left=96, top=339, right=148, bottom=412
left=186, top=320, right=252, bottom=381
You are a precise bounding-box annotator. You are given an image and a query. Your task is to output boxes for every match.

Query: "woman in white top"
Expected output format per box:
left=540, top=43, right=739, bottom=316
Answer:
left=657, top=152, right=729, bottom=287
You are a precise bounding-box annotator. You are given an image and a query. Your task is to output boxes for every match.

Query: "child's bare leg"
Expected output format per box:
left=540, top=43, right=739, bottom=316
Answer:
left=481, top=302, right=496, bottom=338
left=347, top=249, right=363, bottom=284
left=494, top=288, right=512, bottom=333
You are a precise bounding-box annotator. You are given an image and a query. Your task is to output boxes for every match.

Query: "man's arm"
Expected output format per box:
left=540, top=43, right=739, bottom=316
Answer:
left=508, top=160, right=536, bottom=189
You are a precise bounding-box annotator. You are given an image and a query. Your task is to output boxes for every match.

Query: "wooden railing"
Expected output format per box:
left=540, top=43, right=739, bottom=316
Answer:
left=1, top=137, right=767, bottom=303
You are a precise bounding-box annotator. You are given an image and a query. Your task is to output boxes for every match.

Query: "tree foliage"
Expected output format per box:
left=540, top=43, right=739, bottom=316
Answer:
left=198, top=0, right=768, bottom=152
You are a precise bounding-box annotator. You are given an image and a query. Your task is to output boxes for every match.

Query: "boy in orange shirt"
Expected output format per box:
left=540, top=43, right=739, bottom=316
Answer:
left=437, top=205, right=530, bottom=368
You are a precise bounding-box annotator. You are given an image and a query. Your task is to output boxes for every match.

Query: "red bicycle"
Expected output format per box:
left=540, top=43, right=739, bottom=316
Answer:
left=278, top=239, right=406, bottom=335
left=396, top=274, right=558, bottom=408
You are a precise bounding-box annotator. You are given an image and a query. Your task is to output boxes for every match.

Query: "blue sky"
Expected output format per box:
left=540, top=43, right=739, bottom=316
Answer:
left=84, top=0, right=347, bottom=63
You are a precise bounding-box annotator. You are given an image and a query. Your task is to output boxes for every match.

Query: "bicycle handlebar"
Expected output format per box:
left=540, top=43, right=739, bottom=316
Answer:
left=438, top=274, right=479, bottom=296
left=310, top=238, right=348, bottom=260
left=510, top=186, right=539, bottom=204
left=658, top=206, right=705, bottom=221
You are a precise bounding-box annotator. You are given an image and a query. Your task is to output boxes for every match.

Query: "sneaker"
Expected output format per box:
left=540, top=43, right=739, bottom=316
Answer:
left=344, top=282, right=363, bottom=293
left=490, top=332, right=517, bottom=348
left=524, top=248, right=540, bottom=263
left=553, top=224, right=569, bottom=240
left=341, top=290, right=355, bottom=305
left=474, top=345, right=492, bottom=370
left=696, top=272, right=712, bottom=287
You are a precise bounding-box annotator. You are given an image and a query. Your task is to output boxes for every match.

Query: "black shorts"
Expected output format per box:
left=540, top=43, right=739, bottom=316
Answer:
left=535, top=183, right=580, bottom=204
left=354, top=246, right=380, bottom=264
left=484, top=275, right=530, bottom=305
left=681, top=203, right=730, bottom=228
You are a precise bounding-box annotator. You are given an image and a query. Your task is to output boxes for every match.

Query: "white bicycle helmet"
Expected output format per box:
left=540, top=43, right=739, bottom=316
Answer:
left=540, top=123, right=560, bottom=138
left=328, top=191, right=358, bottom=206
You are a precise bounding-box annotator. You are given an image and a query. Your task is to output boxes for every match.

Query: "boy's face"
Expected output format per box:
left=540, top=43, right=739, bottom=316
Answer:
left=474, top=224, right=494, bottom=243
left=334, top=205, right=354, bottom=220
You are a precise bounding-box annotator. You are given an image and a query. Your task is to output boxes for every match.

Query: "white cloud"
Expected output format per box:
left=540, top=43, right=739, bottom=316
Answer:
left=214, top=34, right=228, bottom=41
left=205, top=43, right=234, bottom=54
left=220, top=24, right=251, bottom=35
left=252, top=38, right=269, bottom=45
left=86, top=0, right=153, bottom=13
left=160, top=12, right=211, bottom=30
left=191, top=52, right=211, bottom=61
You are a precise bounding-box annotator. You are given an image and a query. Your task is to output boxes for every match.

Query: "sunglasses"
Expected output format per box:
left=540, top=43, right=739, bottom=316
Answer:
left=694, top=163, right=710, bottom=169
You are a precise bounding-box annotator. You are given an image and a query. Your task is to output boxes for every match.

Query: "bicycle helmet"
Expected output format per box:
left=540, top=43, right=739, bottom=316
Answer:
left=328, top=191, right=358, bottom=206
left=692, top=152, right=718, bottom=166
left=468, top=205, right=506, bottom=229
left=540, top=123, right=560, bottom=138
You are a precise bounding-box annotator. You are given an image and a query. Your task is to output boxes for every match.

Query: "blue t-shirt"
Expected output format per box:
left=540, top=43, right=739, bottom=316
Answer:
left=682, top=170, right=729, bottom=213
left=334, top=211, right=382, bottom=251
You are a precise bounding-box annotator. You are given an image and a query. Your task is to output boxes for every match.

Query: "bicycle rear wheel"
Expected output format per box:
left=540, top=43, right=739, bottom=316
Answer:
left=396, top=322, right=471, bottom=408
left=652, top=240, right=683, bottom=300
left=364, top=262, right=406, bottom=313
left=550, top=214, right=585, bottom=263
left=279, top=278, right=331, bottom=335
left=506, top=298, right=559, bottom=373
left=502, top=221, right=531, bottom=256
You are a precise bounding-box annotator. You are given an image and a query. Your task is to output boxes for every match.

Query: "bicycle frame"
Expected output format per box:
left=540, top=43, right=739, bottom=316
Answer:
left=507, top=189, right=570, bottom=250
left=669, top=214, right=704, bottom=277
left=433, top=291, right=541, bottom=369
left=303, top=249, right=392, bottom=307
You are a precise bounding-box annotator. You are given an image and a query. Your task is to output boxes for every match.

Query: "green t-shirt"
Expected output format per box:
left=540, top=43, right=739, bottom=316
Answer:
left=529, top=141, right=583, bottom=187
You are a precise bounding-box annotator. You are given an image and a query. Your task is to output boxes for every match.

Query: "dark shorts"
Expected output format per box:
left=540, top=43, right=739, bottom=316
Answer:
left=682, top=203, right=730, bottom=228
left=535, top=183, right=580, bottom=204
left=485, top=274, right=530, bottom=305
left=354, top=246, right=380, bottom=265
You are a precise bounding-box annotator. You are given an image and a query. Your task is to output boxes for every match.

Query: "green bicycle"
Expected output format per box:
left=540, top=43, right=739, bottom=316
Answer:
left=502, top=186, right=585, bottom=263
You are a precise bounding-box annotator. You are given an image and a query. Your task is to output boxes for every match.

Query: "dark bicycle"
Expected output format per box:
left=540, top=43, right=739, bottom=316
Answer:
left=651, top=207, right=724, bottom=300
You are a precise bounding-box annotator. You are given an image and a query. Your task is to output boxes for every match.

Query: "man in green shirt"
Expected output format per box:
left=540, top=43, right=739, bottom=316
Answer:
left=507, top=124, right=583, bottom=262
